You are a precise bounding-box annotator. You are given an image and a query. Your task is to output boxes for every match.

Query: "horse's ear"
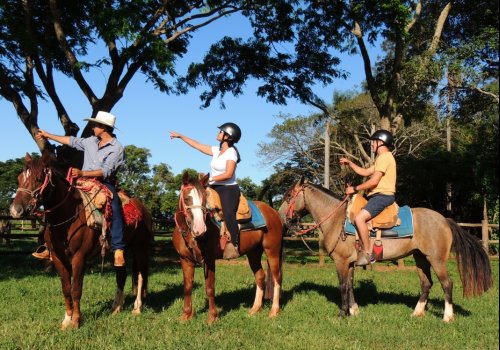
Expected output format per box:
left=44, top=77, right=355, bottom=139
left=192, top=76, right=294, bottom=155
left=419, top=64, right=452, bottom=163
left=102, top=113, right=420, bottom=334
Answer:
left=25, top=152, right=32, bottom=164
left=199, top=173, right=209, bottom=187
left=297, top=176, right=305, bottom=186
left=181, top=171, right=190, bottom=185
left=41, top=149, right=55, bottom=167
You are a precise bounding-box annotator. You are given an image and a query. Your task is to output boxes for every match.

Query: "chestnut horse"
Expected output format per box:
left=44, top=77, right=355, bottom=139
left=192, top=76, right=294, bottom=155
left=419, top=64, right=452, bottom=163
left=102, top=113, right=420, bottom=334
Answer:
left=279, top=178, right=492, bottom=322
left=10, top=151, right=152, bottom=329
left=172, top=172, right=283, bottom=323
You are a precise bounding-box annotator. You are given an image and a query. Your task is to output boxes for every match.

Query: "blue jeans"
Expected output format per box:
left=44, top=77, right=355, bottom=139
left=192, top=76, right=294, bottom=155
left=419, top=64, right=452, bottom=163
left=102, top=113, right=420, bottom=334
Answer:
left=103, top=183, right=125, bottom=251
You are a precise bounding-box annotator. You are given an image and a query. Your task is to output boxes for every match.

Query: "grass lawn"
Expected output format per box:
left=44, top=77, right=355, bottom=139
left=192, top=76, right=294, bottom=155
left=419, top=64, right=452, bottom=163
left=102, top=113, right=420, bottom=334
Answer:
left=0, top=237, right=498, bottom=350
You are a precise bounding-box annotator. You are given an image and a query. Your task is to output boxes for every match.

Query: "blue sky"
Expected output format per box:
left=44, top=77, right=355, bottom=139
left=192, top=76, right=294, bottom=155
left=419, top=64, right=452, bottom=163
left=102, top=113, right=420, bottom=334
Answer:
left=1, top=14, right=366, bottom=185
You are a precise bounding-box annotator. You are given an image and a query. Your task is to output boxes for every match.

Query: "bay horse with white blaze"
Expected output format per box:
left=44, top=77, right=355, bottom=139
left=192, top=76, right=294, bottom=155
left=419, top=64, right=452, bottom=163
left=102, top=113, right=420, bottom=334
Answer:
left=10, top=151, right=152, bottom=329
left=279, top=178, right=492, bottom=322
left=173, top=172, right=283, bottom=323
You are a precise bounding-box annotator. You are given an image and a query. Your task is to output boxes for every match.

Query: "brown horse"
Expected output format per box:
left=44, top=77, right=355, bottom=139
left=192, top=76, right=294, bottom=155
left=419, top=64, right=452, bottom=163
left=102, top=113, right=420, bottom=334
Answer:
left=172, top=172, right=283, bottom=323
left=279, top=178, right=492, bottom=322
left=10, top=151, right=152, bottom=329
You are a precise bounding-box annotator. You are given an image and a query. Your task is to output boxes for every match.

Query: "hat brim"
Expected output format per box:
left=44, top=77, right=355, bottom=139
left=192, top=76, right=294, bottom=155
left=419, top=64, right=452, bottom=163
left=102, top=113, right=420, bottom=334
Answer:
left=83, top=118, right=117, bottom=129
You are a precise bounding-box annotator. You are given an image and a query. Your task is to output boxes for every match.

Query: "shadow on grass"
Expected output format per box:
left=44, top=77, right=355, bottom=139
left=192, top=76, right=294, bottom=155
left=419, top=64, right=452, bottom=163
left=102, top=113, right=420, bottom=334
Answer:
left=279, top=279, right=470, bottom=319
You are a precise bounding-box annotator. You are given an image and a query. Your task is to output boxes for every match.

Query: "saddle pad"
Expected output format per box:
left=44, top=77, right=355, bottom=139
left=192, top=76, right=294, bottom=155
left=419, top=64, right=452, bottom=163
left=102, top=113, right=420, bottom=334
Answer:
left=211, top=200, right=267, bottom=231
left=344, top=205, right=414, bottom=238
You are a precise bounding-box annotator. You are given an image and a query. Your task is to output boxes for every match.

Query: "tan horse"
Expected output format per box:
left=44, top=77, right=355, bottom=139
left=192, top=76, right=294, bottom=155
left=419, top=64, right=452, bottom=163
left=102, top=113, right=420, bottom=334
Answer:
left=279, top=178, right=492, bottom=322
left=10, top=151, right=152, bottom=329
left=172, top=171, right=283, bottom=324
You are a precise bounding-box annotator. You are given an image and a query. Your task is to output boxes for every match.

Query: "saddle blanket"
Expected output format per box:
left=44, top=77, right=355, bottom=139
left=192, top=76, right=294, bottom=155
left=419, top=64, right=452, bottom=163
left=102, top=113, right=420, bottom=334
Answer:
left=211, top=200, right=267, bottom=231
left=344, top=205, right=414, bottom=238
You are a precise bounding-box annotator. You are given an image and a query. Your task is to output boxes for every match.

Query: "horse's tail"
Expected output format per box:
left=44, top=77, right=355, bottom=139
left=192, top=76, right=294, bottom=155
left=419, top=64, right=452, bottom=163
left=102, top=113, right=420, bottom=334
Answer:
left=447, top=218, right=493, bottom=298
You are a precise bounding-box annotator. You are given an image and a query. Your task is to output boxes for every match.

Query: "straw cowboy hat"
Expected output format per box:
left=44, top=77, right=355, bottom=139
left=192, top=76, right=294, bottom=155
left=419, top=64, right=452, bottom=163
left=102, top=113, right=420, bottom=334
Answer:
left=84, top=111, right=117, bottom=129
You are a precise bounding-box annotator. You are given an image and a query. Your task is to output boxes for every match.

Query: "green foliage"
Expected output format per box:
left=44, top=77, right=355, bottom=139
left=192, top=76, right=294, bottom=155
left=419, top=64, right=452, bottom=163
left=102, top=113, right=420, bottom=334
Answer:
left=0, top=153, right=39, bottom=211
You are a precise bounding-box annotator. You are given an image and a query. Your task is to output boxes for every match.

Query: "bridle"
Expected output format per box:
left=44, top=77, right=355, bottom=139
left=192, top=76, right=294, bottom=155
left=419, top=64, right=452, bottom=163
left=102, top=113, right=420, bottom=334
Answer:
left=175, top=183, right=207, bottom=234
left=284, top=182, right=349, bottom=236
left=16, top=167, right=75, bottom=216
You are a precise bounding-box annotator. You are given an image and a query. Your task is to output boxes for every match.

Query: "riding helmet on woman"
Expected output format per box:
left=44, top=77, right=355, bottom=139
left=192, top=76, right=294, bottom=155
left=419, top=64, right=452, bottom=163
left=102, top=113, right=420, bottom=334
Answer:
left=218, top=122, right=242, bottom=143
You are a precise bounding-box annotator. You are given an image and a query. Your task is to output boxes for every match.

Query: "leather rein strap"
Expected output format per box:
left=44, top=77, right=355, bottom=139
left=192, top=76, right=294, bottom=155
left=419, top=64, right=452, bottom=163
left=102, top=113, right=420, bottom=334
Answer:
left=286, top=183, right=349, bottom=236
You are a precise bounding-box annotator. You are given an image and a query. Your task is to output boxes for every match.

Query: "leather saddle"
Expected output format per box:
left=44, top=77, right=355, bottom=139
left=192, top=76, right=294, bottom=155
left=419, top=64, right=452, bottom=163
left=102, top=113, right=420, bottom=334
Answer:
left=347, top=193, right=400, bottom=230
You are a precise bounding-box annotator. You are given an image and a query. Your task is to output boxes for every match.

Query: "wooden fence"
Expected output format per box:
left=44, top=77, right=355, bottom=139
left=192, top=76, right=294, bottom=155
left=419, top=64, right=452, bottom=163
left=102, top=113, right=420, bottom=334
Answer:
left=1, top=215, right=498, bottom=264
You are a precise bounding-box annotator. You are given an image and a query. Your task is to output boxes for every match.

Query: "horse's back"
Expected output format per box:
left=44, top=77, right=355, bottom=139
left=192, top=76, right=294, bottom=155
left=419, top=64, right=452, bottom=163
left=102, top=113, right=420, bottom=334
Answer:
left=253, top=201, right=283, bottom=228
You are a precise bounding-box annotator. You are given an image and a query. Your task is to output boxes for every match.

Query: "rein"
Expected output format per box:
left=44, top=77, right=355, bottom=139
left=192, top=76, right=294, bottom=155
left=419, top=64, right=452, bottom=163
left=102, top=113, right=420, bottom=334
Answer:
left=16, top=167, right=76, bottom=216
left=42, top=168, right=77, bottom=214
left=285, top=183, right=349, bottom=237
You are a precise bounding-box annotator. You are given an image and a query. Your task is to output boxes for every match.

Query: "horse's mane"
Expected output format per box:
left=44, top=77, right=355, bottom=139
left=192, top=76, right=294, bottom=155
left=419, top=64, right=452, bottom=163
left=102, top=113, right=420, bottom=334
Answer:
left=26, top=156, right=69, bottom=186
left=185, top=174, right=207, bottom=200
left=305, top=182, right=341, bottom=201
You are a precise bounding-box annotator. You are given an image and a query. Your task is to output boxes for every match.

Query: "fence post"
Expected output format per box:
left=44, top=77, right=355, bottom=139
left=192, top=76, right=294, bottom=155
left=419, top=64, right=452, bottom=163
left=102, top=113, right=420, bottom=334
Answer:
left=481, top=219, right=489, bottom=252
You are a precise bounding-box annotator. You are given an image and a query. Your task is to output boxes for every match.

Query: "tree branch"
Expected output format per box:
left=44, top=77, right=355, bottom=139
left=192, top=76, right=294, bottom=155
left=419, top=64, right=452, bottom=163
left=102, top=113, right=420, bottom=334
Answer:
left=48, top=0, right=98, bottom=105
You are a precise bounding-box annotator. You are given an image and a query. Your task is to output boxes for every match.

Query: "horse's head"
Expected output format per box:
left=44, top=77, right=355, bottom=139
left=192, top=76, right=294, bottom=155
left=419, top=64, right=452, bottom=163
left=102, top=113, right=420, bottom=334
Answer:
left=175, top=171, right=209, bottom=237
left=278, top=176, right=308, bottom=226
left=10, top=150, right=57, bottom=218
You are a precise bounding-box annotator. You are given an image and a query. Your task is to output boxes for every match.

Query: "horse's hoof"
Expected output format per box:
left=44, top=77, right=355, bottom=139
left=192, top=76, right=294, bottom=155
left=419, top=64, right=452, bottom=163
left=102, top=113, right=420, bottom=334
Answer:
left=443, top=315, right=454, bottom=323
left=337, top=310, right=348, bottom=318
left=248, top=306, right=262, bottom=316
left=132, top=308, right=141, bottom=315
left=179, top=313, right=193, bottom=322
left=349, top=305, right=360, bottom=316
left=268, top=309, right=280, bottom=318
left=412, top=311, right=425, bottom=318
left=207, top=315, right=219, bottom=325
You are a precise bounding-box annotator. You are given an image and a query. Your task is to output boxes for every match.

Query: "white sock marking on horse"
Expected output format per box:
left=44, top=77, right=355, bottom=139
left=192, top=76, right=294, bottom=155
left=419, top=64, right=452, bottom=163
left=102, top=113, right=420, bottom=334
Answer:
left=133, top=273, right=143, bottom=314
left=61, top=312, right=72, bottom=329
left=252, top=285, right=264, bottom=310
left=443, top=301, right=454, bottom=322
left=413, top=300, right=426, bottom=317
left=350, top=303, right=360, bottom=316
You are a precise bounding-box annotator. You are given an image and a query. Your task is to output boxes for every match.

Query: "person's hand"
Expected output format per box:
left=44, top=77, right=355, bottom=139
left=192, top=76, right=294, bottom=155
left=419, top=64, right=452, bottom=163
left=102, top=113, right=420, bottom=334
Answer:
left=169, top=131, right=182, bottom=139
left=339, top=157, right=351, bottom=166
left=36, top=129, right=49, bottom=141
left=345, top=185, right=356, bottom=195
left=71, top=168, right=83, bottom=178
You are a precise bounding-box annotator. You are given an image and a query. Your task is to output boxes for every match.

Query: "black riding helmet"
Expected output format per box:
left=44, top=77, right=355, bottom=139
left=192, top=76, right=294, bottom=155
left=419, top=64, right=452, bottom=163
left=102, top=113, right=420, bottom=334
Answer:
left=370, top=129, right=394, bottom=148
left=218, top=122, right=242, bottom=143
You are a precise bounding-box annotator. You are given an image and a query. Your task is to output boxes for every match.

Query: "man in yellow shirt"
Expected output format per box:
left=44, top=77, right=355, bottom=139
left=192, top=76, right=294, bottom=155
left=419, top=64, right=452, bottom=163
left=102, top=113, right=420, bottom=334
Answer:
left=340, top=130, right=396, bottom=266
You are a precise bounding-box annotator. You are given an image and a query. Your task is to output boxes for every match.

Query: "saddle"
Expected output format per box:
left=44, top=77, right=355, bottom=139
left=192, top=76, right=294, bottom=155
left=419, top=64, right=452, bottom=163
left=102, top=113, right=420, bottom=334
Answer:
left=75, top=179, right=142, bottom=230
left=206, top=188, right=251, bottom=223
left=347, top=193, right=400, bottom=230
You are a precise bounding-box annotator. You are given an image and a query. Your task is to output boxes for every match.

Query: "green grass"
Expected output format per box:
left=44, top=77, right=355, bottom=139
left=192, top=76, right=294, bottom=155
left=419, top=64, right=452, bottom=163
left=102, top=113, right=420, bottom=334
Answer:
left=0, top=238, right=498, bottom=350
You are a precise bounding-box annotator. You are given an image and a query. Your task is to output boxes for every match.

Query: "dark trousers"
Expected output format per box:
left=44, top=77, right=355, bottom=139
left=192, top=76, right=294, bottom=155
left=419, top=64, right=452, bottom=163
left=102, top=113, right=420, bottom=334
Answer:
left=212, top=184, right=241, bottom=246
left=103, top=182, right=125, bottom=251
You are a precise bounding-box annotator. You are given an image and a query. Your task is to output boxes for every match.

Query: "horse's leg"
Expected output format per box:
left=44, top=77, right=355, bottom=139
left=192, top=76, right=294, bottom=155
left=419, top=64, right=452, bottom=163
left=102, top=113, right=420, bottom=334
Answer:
left=111, top=263, right=127, bottom=314
left=52, top=255, right=73, bottom=330
left=69, top=253, right=87, bottom=329
left=247, top=247, right=265, bottom=316
left=412, top=251, right=433, bottom=318
left=346, top=264, right=359, bottom=316
left=179, top=257, right=195, bottom=321
left=265, top=249, right=282, bottom=318
left=132, top=245, right=149, bottom=315
left=428, top=256, right=454, bottom=322
left=204, top=258, right=218, bottom=325
left=335, top=260, right=352, bottom=317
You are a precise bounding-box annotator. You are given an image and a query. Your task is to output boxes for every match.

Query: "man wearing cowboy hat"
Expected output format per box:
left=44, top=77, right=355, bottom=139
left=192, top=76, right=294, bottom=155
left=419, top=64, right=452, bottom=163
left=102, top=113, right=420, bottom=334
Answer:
left=35, top=111, right=126, bottom=267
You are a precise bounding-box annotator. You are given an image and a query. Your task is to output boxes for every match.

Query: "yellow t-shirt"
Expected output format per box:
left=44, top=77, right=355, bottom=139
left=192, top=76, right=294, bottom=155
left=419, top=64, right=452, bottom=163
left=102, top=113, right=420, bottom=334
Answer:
left=368, top=151, right=396, bottom=196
